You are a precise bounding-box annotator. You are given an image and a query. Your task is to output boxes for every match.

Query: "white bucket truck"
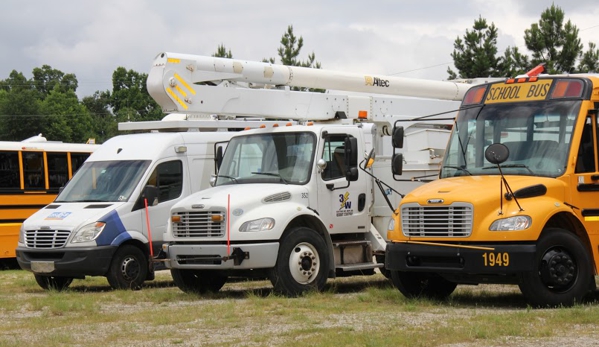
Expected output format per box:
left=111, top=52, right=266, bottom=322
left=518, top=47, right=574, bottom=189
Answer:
left=16, top=114, right=284, bottom=290
left=145, top=52, right=474, bottom=296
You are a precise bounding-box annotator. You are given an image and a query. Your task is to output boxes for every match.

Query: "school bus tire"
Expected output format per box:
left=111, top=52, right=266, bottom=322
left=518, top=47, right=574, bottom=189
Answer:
left=269, top=227, right=329, bottom=297
left=170, top=269, right=228, bottom=294
left=106, top=245, right=148, bottom=290
left=518, top=228, right=593, bottom=308
left=390, top=271, right=457, bottom=300
left=34, top=275, right=73, bottom=291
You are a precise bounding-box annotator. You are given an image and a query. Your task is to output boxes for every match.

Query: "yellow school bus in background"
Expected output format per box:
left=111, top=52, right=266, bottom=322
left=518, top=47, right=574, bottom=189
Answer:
left=0, top=135, right=98, bottom=265
left=385, top=72, right=599, bottom=307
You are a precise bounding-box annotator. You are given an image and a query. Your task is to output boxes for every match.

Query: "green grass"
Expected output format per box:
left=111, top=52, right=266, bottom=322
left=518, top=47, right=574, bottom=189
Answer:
left=2, top=270, right=599, bottom=347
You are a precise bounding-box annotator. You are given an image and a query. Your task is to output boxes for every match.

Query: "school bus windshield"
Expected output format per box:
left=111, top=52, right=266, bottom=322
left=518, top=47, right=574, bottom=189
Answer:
left=441, top=99, right=581, bottom=178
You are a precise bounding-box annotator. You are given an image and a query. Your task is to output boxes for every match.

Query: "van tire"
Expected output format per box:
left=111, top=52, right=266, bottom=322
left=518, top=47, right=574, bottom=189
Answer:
left=269, top=227, right=329, bottom=297
left=518, top=228, right=593, bottom=307
left=106, top=245, right=148, bottom=290
left=34, top=275, right=73, bottom=291
left=171, top=269, right=227, bottom=294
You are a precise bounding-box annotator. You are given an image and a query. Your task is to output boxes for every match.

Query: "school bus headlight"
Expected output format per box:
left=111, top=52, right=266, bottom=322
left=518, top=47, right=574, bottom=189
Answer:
left=239, top=218, right=275, bottom=232
left=489, top=216, right=531, bottom=231
left=387, top=218, right=395, bottom=232
left=72, top=222, right=106, bottom=243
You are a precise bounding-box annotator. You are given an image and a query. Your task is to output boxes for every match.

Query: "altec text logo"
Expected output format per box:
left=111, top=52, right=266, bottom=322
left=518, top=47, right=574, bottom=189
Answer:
left=364, top=76, right=390, bottom=88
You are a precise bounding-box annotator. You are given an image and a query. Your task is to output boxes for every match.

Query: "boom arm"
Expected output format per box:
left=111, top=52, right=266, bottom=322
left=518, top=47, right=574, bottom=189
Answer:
left=147, top=52, right=472, bottom=121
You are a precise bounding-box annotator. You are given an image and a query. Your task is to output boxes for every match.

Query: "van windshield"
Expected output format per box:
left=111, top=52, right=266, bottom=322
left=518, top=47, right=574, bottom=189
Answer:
left=441, top=100, right=581, bottom=178
left=215, top=132, right=315, bottom=186
left=56, top=160, right=150, bottom=202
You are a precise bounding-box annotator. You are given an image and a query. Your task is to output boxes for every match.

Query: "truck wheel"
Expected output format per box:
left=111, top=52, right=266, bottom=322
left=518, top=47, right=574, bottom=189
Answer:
left=106, top=245, right=148, bottom=290
left=518, top=228, right=593, bottom=307
left=34, top=275, right=73, bottom=291
left=170, top=269, right=227, bottom=294
left=269, top=227, right=329, bottom=297
left=376, top=255, right=391, bottom=279
left=390, top=271, right=456, bottom=300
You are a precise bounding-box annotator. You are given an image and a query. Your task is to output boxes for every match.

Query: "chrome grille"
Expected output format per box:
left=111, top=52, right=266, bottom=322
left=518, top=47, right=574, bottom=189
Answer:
left=25, top=229, right=70, bottom=248
left=401, top=203, right=473, bottom=237
left=173, top=211, right=225, bottom=238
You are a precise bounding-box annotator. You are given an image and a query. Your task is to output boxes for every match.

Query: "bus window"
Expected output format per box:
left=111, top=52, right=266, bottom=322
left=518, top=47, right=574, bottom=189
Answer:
left=23, top=152, right=45, bottom=189
left=0, top=151, right=19, bottom=190
left=575, top=117, right=595, bottom=173
left=47, top=152, right=68, bottom=188
left=71, top=153, right=90, bottom=174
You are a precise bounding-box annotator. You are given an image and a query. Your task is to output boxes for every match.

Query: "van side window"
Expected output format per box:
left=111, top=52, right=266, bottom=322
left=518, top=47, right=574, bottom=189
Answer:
left=147, top=160, right=183, bottom=203
left=321, top=134, right=346, bottom=181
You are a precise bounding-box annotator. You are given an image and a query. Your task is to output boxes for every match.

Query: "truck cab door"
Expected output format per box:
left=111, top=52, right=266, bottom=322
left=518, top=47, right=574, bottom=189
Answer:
left=316, top=131, right=371, bottom=235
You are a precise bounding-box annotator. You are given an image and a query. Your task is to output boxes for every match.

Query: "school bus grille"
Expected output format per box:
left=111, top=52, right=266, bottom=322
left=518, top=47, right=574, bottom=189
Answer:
left=24, top=229, right=70, bottom=248
left=172, top=211, right=225, bottom=238
left=401, top=203, right=473, bottom=237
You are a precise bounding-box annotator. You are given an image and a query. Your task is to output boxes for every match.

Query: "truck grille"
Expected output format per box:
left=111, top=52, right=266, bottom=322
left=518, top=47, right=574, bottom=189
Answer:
left=25, top=229, right=70, bottom=248
left=401, top=203, right=473, bottom=237
left=172, top=211, right=225, bottom=238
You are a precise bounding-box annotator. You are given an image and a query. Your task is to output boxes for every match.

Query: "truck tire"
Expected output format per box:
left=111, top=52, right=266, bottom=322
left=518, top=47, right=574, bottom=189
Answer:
left=34, top=275, right=73, bottom=291
left=390, top=271, right=457, bottom=300
left=170, top=269, right=227, bottom=294
left=269, top=227, right=329, bottom=297
left=518, top=228, right=593, bottom=307
left=106, top=245, right=148, bottom=290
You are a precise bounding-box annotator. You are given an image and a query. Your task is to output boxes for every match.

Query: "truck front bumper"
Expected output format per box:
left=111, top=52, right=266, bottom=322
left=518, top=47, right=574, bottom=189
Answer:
left=385, top=241, right=537, bottom=274
left=164, top=242, right=279, bottom=270
left=16, top=246, right=116, bottom=277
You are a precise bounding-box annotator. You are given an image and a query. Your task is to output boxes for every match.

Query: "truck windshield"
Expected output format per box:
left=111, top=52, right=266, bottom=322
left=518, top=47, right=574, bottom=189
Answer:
left=55, top=160, right=151, bottom=202
left=216, top=132, right=316, bottom=186
left=441, top=100, right=581, bottom=178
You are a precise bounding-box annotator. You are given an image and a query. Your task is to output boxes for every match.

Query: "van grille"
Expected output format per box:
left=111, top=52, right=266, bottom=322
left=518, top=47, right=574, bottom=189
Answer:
left=172, top=211, right=225, bottom=238
left=401, top=203, right=473, bottom=237
left=25, top=229, right=70, bottom=248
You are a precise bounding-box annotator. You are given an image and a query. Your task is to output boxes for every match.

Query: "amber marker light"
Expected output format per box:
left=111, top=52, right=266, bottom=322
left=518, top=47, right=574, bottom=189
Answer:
left=358, top=110, right=368, bottom=119
left=171, top=215, right=181, bottom=223
left=212, top=214, right=224, bottom=222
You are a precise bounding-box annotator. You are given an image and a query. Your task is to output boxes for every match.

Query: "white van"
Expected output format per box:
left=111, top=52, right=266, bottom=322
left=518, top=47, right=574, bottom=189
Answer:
left=16, top=128, right=236, bottom=290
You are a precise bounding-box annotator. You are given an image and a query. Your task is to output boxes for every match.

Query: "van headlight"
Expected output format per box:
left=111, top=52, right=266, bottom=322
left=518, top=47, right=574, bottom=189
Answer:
left=71, top=222, right=106, bottom=243
left=489, top=216, right=531, bottom=231
left=239, top=218, right=275, bottom=232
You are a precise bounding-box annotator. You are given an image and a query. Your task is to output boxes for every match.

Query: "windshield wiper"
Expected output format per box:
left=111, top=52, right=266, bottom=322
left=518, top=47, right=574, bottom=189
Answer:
left=483, top=164, right=534, bottom=174
left=251, top=172, right=289, bottom=184
left=442, top=165, right=472, bottom=175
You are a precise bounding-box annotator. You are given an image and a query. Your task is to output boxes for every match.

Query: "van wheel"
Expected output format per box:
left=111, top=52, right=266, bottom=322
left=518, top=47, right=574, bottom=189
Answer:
left=390, top=271, right=456, bottom=300
left=106, top=245, right=148, bottom=290
left=518, top=228, right=593, bottom=307
left=269, top=227, right=329, bottom=297
left=34, top=275, right=73, bottom=291
left=171, top=269, right=227, bottom=294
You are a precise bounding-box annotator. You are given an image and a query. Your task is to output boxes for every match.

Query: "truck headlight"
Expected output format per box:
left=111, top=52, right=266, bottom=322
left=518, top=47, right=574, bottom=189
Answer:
left=239, top=218, right=275, bottom=232
left=19, top=224, right=25, bottom=244
left=489, top=216, right=531, bottom=231
left=71, top=222, right=106, bottom=243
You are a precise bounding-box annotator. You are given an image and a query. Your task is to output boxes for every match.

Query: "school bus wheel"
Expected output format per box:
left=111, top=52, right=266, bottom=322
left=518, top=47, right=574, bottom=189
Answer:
left=518, top=228, right=594, bottom=307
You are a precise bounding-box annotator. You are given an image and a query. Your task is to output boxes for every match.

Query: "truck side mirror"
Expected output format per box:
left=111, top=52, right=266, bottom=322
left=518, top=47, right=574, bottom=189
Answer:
left=344, top=136, right=359, bottom=181
left=132, top=185, right=160, bottom=212
left=392, top=126, right=404, bottom=148
left=215, top=146, right=224, bottom=171
left=392, top=153, right=403, bottom=175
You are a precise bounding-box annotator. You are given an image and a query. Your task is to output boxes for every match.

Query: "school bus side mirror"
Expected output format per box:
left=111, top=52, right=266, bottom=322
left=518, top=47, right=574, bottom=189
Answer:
left=392, top=126, right=404, bottom=149
left=392, top=153, right=403, bottom=175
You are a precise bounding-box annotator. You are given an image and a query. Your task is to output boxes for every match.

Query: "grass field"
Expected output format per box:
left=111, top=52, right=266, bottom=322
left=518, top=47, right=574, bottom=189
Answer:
left=2, top=270, right=599, bottom=347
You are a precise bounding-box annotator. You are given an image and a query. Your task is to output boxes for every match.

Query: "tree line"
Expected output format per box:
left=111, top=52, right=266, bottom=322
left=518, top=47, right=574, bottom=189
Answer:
left=1, top=5, right=597, bottom=143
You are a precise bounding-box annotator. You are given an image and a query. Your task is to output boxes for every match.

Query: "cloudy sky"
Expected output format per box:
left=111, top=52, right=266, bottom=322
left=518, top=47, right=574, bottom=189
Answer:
left=1, top=0, right=597, bottom=98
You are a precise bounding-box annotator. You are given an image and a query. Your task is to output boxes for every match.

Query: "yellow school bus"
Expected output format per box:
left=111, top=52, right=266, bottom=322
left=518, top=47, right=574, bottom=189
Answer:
left=385, top=73, right=599, bottom=307
left=0, top=135, right=98, bottom=264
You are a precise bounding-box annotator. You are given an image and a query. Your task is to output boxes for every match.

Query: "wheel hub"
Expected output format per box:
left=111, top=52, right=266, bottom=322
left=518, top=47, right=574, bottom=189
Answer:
left=540, top=248, right=576, bottom=289
left=288, top=243, right=320, bottom=284
left=121, top=257, right=140, bottom=281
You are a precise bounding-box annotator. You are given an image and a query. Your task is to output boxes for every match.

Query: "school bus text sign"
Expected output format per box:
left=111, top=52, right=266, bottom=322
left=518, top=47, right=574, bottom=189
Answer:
left=485, top=80, right=552, bottom=104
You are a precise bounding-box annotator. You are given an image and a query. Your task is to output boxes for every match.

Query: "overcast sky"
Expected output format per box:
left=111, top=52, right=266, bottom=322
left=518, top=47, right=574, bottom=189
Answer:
left=1, top=0, right=598, bottom=98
